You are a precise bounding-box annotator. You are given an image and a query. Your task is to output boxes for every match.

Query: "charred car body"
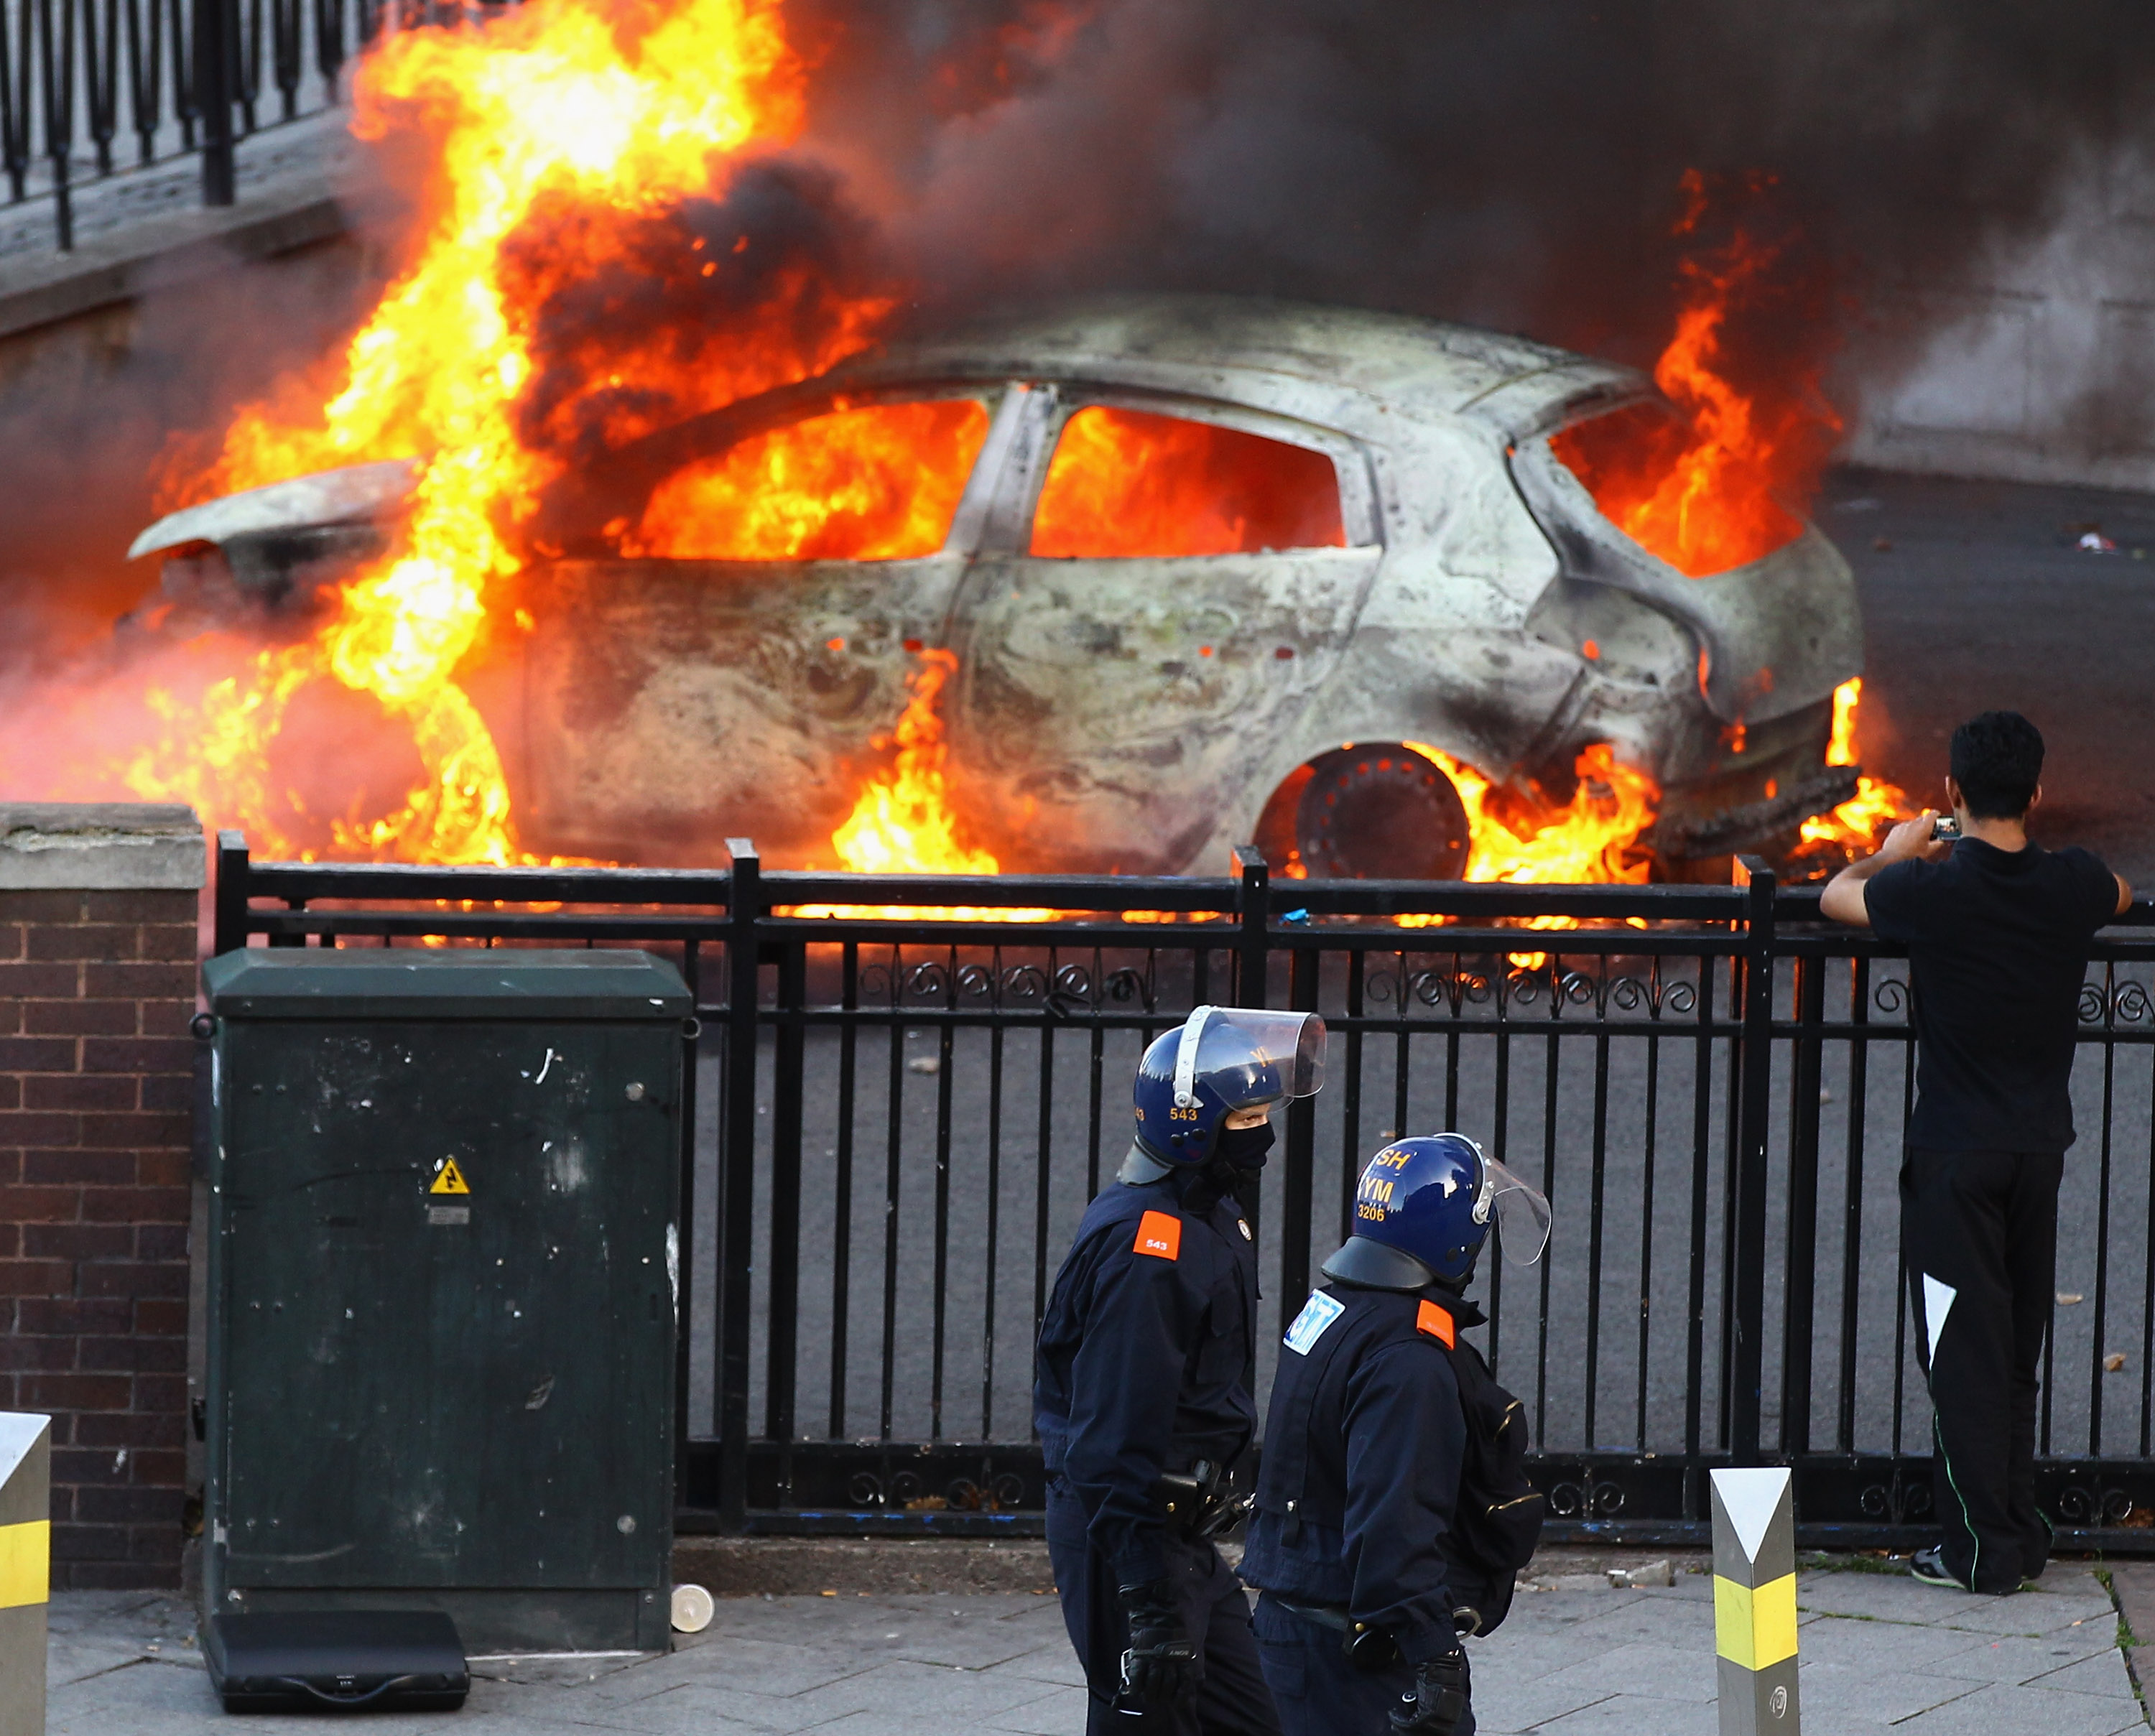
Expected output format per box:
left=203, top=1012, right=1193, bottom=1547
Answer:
left=131, top=295, right=1861, bottom=876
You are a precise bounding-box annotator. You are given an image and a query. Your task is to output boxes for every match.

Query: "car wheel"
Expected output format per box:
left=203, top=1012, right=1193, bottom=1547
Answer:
left=1294, top=746, right=1472, bottom=880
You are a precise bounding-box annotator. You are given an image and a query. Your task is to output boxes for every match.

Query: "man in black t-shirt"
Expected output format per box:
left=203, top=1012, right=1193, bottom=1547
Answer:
left=1822, top=710, right=2131, bottom=1594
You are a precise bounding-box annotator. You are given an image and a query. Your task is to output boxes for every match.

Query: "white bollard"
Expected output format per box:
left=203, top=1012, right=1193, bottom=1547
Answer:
left=0, top=1414, right=51, bottom=1736
left=1710, top=1467, right=1799, bottom=1736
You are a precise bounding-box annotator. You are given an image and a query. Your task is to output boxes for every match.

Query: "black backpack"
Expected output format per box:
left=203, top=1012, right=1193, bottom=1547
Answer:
left=1442, top=1336, right=1544, bottom=1635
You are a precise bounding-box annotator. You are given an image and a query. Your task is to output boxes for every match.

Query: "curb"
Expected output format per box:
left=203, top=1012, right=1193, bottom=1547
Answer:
left=671, top=1536, right=1057, bottom=1598
left=0, top=185, right=348, bottom=343
left=2108, top=1561, right=2155, bottom=1712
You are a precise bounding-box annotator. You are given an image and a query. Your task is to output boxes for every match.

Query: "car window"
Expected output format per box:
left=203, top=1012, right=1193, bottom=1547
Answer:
left=624, top=397, right=991, bottom=561
left=1029, top=405, right=1347, bottom=558
left=1547, top=398, right=1802, bottom=577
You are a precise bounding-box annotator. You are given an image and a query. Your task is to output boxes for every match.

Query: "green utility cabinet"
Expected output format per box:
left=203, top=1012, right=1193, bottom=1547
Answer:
left=199, top=950, right=692, bottom=1653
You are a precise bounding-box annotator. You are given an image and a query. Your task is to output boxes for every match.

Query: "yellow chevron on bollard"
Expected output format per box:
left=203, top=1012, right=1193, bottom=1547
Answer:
left=1710, top=1467, right=1801, bottom=1735
left=0, top=1414, right=50, bottom=1736
left=0, top=1518, right=48, bottom=1610
left=1713, top=1569, right=1798, bottom=1671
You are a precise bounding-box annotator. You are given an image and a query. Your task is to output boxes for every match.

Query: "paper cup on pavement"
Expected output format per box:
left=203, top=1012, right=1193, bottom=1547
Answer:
left=671, top=1584, right=715, bottom=1635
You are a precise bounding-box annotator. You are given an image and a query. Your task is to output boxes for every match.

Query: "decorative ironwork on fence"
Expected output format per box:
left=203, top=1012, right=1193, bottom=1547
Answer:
left=208, top=830, right=2155, bottom=1551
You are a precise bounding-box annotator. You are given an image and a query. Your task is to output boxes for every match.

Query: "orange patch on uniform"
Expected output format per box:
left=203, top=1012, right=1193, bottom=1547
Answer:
left=1416, top=1300, right=1455, bottom=1346
left=1134, top=1210, right=1183, bottom=1261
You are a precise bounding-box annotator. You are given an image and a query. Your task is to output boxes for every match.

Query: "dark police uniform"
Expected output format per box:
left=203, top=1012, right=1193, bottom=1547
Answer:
left=1241, top=1285, right=1491, bottom=1736
left=1035, top=1156, right=1279, bottom=1735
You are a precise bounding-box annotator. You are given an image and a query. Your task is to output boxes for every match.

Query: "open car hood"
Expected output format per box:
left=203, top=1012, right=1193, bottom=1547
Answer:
left=127, top=458, right=422, bottom=560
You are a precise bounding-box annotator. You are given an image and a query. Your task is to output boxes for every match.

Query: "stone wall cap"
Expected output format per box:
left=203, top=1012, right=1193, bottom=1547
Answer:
left=0, top=803, right=206, bottom=890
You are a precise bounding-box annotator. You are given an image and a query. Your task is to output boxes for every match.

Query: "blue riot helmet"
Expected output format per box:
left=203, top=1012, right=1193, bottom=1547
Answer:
left=1131, top=1006, right=1327, bottom=1166
left=1321, top=1133, right=1552, bottom=1290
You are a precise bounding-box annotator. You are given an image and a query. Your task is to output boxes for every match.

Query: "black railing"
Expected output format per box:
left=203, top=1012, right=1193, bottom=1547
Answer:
left=208, top=831, right=2155, bottom=1551
left=1, top=0, right=511, bottom=249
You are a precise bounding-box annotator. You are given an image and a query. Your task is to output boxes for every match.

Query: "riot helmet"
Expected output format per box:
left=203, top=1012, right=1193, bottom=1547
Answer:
left=1321, top=1133, right=1551, bottom=1290
left=1132, top=1006, right=1327, bottom=1166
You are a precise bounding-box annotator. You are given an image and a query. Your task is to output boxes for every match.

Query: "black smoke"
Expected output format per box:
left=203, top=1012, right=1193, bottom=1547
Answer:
left=789, top=0, right=2151, bottom=383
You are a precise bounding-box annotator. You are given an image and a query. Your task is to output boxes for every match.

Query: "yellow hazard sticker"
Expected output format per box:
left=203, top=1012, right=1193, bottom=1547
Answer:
left=429, top=1159, right=471, bottom=1196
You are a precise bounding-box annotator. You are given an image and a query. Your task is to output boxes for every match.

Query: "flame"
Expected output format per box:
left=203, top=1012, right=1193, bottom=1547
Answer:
left=797, top=648, right=1055, bottom=922
left=830, top=649, right=996, bottom=877
left=1031, top=406, right=1347, bottom=557
left=1797, top=677, right=1917, bottom=858
left=1423, top=743, right=1659, bottom=891
left=1385, top=741, right=1657, bottom=963
left=108, top=0, right=879, bottom=863
left=1550, top=170, right=1840, bottom=579
left=627, top=397, right=991, bottom=560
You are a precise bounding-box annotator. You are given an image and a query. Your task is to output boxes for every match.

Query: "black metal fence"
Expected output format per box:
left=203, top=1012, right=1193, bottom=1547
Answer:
left=208, top=831, right=2155, bottom=1552
left=1, top=0, right=514, bottom=248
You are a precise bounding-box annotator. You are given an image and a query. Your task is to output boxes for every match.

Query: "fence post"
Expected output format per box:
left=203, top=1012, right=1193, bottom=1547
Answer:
left=1232, top=844, right=1270, bottom=1392
left=1730, top=856, right=1777, bottom=1466
left=193, top=0, right=233, bottom=203
left=765, top=939, right=806, bottom=1500
left=1232, top=845, right=1269, bottom=1008
left=213, top=829, right=250, bottom=954
left=718, top=840, right=760, bottom=1531
left=35, top=0, right=75, bottom=249
left=1779, top=952, right=1826, bottom=1457
left=1279, top=942, right=1318, bottom=1332
left=674, top=939, right=700, bottom=1512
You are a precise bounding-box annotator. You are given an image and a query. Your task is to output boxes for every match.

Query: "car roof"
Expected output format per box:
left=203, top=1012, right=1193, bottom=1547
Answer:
left=129, top=294, right=1650, bottom=559
left=822, top=292, right=1647, bottom=435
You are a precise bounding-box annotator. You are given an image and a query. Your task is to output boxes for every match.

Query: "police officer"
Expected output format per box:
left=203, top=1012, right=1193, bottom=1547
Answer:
left=1241, top=1134, right=1551, bottom=1736
left=1036, top=1005, right=1327, bottom=1734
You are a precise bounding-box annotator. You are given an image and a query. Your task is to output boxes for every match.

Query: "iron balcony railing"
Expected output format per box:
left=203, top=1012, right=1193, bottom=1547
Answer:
left=1, top=0, right=511, bottom=249
left=208, top=830, right=2155, bottom=1552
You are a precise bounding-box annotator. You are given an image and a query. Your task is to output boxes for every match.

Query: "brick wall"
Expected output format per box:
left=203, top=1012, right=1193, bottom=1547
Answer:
left=0, top=806, right=203, bottom=1589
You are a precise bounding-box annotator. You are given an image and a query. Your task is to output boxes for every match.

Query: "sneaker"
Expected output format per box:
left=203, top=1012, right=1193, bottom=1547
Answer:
left=1909, top=1546, right=1968, bottom=1589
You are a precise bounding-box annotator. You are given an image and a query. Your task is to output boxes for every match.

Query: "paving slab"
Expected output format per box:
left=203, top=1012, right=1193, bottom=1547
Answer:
left=38, top=1560, right=2154, bottom=1734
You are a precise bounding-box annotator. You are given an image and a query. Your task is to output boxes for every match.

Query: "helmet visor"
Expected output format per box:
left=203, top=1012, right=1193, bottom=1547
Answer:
left=1174, top=1008, right=1327, bottom=1110
left=1481, top=1156, right=1552, bottom=1266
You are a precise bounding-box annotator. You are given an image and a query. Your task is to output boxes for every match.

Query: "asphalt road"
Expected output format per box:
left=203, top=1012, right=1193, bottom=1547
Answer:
left=1822, top=468, right=2155, bottom=883
left=680, top=466, right=2155, bottom=1482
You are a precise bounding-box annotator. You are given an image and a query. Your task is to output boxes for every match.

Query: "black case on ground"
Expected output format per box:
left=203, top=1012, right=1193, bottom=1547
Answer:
left=205, top=1610, right=470, bottom=1714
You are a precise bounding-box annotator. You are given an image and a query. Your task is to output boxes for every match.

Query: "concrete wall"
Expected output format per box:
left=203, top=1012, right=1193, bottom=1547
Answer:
left=1844, top=147, right=2155, bottom=494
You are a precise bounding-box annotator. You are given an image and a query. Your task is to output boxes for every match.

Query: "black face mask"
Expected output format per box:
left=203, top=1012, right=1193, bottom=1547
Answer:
left=1216, top=1121, right=1276, bottom=1173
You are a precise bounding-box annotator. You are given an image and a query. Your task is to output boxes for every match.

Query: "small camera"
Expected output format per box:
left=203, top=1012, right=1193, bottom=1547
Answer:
left=1932, top=817, right=1962, bottom=842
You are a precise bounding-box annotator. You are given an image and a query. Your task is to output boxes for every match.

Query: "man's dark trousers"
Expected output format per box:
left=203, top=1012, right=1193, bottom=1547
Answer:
left=1046, top=1475, right=1281, bottom=1735
left=1902, top=1146, right=2064, bottom=1594
left=1251, top=1595, right=1457, bottom=1736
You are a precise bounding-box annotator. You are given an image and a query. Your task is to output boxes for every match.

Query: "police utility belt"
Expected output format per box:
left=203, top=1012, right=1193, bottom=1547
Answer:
left=1271, top=1597, right=1488, bottom=1671
left=1153, top=1460, right=1248, bottom=1540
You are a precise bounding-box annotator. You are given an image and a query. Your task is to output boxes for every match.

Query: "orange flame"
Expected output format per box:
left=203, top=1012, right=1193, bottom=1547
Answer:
left=1029, top=405, right=1347, bottom=557
left=1364, top=741, right=1657, bottom=963
left=627, top=398, right=991, bottom=560
left=106, top=0, right=882, bottom=863
left=1797, top=677, right=1917, bottom=859
left=1420, top=743, right=1659, bottom=891
left=1551, top=171, right=1840, bottom=579
left=796, top=649, right=1055, bottom=922
left=831, top=649, right=996, bottom=877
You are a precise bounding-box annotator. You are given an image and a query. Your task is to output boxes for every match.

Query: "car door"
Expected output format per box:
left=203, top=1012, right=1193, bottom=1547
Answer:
left=504, top=386, right=1027, bottom=863
left=944, top=387, right=1384, bottom=874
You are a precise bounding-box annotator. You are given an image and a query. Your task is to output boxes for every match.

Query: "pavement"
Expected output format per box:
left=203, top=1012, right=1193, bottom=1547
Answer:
left=40, top=1554, right=2151, bottom=1734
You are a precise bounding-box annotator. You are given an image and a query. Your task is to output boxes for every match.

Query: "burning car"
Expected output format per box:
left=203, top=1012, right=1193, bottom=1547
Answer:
left=129, top=294, right=1861, bottom=878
